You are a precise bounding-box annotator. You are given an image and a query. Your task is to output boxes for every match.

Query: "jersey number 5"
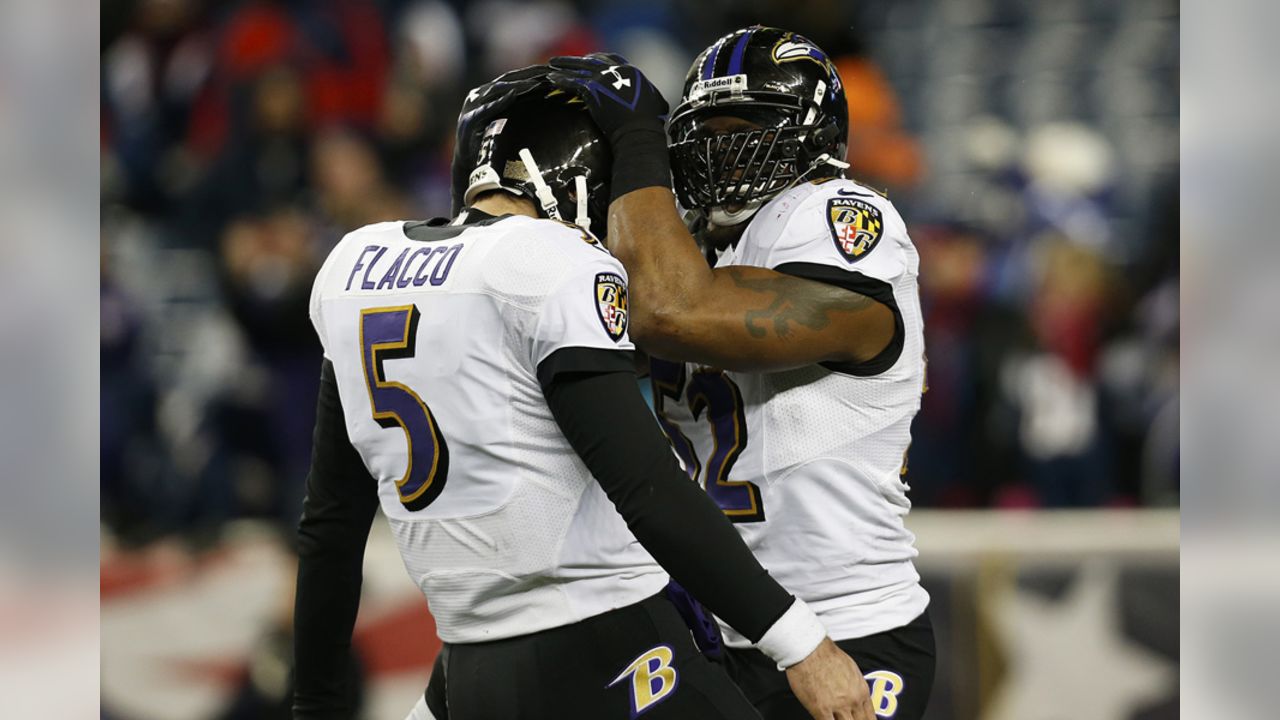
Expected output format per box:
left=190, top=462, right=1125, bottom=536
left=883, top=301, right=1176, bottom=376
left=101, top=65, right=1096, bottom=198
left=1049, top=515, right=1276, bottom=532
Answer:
left=360, top=305, right=449, bottom=511
left=651, top=360, right=764, bottom=523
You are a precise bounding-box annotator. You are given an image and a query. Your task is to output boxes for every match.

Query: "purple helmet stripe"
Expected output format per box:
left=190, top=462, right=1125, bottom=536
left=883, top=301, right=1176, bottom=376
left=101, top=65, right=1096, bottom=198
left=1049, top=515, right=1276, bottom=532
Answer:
left=701, top=37, right=725, bottom=80
left=725, top=28, right=756, bottom=76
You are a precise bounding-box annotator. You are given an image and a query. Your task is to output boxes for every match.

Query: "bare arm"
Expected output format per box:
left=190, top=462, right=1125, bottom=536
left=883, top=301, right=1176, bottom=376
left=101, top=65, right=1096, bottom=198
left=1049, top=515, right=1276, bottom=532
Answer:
left=609, top=187, right=895, bottom=372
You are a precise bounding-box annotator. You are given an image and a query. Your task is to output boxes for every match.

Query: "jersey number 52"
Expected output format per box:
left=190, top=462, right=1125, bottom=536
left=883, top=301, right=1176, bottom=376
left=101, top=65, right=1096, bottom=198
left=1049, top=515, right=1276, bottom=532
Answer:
left=360, top=305, right=449, bottom=511
left=651, top=360, right=764, bottom=523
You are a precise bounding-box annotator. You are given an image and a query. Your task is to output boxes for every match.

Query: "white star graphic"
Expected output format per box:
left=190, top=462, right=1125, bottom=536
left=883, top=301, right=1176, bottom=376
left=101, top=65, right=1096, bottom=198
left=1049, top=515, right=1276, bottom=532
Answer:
left=985, top=562, right=1176, bottom=720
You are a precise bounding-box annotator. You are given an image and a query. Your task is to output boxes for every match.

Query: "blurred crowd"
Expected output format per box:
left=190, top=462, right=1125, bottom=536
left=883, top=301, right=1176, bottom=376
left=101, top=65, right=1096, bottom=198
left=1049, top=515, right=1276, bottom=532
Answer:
left=101, top=0, right=1179, bottom=545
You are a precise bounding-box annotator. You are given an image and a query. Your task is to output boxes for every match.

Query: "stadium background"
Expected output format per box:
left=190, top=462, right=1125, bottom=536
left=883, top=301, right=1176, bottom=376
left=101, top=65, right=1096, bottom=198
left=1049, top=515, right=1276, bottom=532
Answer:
left=99, top=0, right=1179, bottom=718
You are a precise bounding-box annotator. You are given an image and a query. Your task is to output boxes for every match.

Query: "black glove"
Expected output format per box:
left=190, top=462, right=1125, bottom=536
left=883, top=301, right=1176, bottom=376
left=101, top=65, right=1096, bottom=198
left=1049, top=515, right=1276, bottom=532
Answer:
left=547, top=53, right=672, bottom=201
left=546, top=53, right=668, bottom=141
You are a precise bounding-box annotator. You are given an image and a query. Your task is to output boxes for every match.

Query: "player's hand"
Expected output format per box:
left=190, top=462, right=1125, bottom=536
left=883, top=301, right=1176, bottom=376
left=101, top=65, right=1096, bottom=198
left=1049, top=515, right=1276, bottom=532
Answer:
left=545, top=53, right=670, bottom=143
left=783, top=637, right=876, bottom=720
left=459, top=64, right=555, bottom=122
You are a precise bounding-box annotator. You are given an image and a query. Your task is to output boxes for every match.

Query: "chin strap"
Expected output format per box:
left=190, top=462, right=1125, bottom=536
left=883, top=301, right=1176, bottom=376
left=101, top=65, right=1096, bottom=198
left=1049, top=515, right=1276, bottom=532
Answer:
left=518, top=148, right=562, bottom=221
left=781, top=151, right=851, bottom=198
left=816, top=153, right=851, bottom=171
left=573, top=174, right=591, bottom=235
left=797, top=152, right=850, bottom=185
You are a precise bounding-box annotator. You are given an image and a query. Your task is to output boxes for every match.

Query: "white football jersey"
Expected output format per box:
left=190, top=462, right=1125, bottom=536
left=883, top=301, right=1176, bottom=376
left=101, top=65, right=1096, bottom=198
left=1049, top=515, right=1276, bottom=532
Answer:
left=651, top=178, right=930, bottom=644
left=309, top=212, right=667, bottom=644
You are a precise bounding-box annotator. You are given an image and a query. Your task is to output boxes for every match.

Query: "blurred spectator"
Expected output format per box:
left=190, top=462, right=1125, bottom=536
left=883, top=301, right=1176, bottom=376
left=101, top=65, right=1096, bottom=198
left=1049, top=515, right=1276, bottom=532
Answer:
left=310, top=126, right=412, bottom=234
left=1007, top=235, right=1116, bottom=507
left=184, top=65, right=313, bottom=246
left=911, top=224, right=1017, bottom=507
left=102, top=0, right=214, bottom=212
left=101, top=263, right=169, bottom=542
left=465, top=0, right=599, bottom=79
left=217, top=206, right=328, bottom=521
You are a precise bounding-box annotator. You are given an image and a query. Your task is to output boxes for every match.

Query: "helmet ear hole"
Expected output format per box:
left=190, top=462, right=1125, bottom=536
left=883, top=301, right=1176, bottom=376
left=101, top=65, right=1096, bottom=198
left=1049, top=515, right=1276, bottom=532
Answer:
left=807, top=123, right=839, bottom=152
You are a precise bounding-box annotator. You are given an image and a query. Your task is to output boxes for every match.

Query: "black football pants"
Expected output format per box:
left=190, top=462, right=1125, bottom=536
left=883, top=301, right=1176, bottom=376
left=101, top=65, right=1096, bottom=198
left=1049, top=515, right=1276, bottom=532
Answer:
left=422, top=592, right=762, bottom=719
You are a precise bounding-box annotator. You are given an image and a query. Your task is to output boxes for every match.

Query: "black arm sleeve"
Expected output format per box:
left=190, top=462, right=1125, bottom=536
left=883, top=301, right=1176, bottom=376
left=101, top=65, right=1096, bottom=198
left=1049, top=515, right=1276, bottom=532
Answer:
left=293, top=359, right=380, bottom=719
left=539, top=347, right=794, bottom=642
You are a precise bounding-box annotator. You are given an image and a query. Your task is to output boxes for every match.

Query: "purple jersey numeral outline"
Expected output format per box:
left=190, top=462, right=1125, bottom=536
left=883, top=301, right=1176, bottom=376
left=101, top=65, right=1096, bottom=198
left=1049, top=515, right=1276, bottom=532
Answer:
left=649, top=360, right=764, bottom=523
left=359, top=305, right=449, bottom=511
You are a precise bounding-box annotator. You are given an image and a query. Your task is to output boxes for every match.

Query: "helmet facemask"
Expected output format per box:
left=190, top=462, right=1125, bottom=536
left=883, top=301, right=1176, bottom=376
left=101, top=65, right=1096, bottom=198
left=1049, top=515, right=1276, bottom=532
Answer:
left=669, top=99, right=847, bottom=228
left=672, top=122, right=799, bottom=215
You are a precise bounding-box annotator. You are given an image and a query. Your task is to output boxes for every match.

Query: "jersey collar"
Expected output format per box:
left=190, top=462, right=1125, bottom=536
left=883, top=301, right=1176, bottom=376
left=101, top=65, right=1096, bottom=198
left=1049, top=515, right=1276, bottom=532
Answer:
left=402, top=209, right=511, bottom=242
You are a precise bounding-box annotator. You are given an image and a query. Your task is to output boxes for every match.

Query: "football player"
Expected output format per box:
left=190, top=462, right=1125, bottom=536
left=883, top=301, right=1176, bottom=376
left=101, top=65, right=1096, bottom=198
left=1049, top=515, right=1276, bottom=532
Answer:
left=292, top=67, right=876, bottom=720
left=547, top=27, right=935, bottom=720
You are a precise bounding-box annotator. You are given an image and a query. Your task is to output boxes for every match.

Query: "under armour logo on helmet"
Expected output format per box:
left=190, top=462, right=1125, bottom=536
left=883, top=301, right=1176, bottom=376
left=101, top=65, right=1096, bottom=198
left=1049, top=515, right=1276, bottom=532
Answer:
left=604, top=65, right=632, bottom=90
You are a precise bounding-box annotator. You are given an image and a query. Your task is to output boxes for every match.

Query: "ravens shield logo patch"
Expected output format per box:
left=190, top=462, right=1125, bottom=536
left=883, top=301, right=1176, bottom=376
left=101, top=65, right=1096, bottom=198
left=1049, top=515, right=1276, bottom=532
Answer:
left=594, top=272, right=629, bottom=342
left=827, top=197, right=884, bottom=263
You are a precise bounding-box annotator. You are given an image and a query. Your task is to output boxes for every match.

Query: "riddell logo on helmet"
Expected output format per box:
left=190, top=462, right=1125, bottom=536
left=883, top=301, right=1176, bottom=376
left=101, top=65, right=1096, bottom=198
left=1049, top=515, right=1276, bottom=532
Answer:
left=689, top=74, right=748, bottom=101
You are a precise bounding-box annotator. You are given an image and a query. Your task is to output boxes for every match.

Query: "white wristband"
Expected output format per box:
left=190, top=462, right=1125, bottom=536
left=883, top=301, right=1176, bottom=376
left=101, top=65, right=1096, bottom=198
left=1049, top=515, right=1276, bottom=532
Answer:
left=755, top=598, right=827, bottom=670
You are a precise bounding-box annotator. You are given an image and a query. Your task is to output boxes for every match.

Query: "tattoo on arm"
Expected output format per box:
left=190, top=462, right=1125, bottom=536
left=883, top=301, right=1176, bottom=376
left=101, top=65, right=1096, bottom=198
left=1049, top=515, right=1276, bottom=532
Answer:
left=726, top=267, right=875, bottom=340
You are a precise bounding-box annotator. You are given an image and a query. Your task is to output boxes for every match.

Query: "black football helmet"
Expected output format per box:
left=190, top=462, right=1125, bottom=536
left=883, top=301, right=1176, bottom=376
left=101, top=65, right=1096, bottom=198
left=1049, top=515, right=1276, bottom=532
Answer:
left=451, top=67, right=612, bottom=236
left=669, top=26, right=850, bottom=227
